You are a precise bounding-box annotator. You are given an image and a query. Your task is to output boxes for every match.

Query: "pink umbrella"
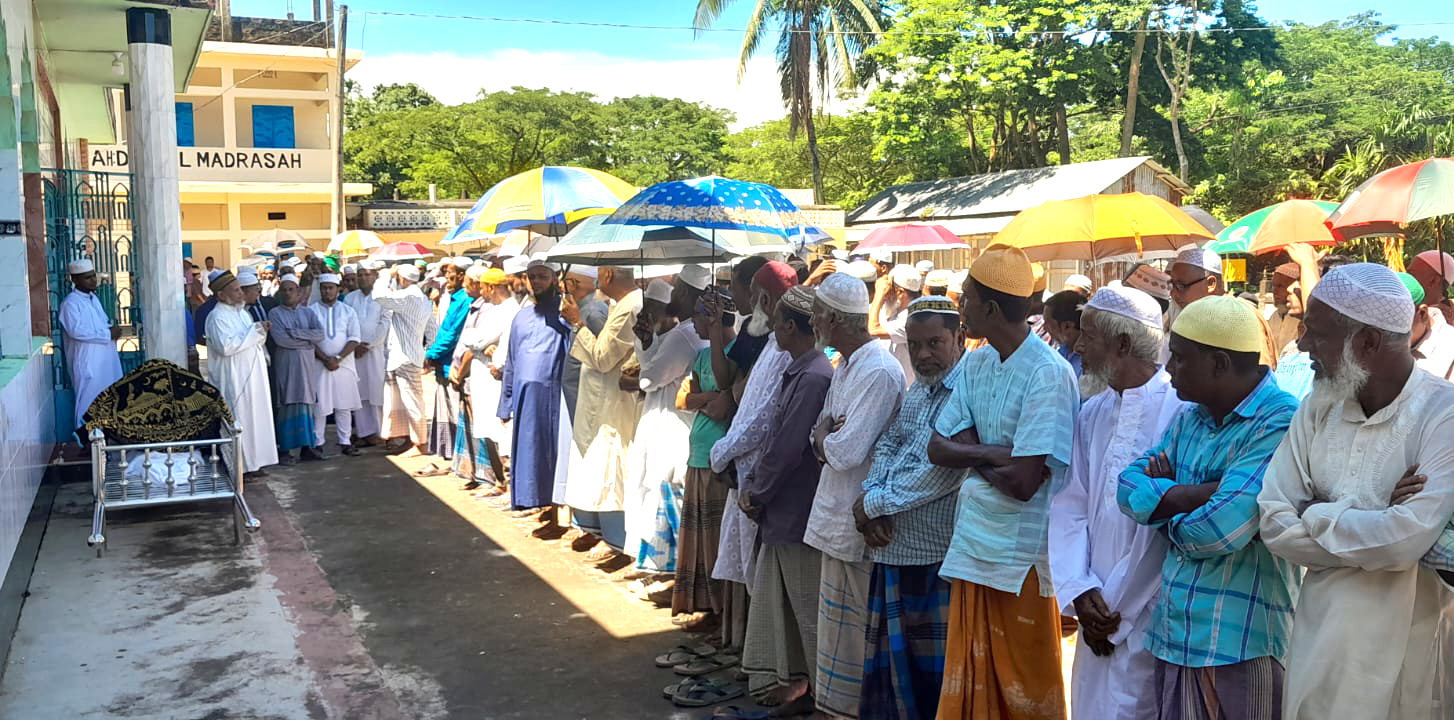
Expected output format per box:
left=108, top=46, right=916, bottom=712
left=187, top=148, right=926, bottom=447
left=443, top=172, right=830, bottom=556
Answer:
left=369, top=241, right=433, bottom=261
left=855, top=223, right=967, bottom=252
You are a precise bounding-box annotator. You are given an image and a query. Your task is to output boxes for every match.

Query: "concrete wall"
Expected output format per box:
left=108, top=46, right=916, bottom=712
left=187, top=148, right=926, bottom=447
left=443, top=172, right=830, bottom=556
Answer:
left=0, top=342, right=53, bottom=576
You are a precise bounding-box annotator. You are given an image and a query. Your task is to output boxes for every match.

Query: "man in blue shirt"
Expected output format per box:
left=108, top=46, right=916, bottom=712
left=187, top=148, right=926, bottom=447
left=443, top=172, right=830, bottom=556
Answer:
left=420, top=257, right=473, bottom=470
left=1118, top=295, right=1299, bottom=719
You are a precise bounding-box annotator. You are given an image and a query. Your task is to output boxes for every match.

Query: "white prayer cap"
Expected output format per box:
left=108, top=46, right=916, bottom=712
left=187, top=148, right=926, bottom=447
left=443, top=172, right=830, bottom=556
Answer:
left=278, top=274, right=300, bottom=287
left=949, top=269, right=969, bottom=292
left=869, top=248, right=893, bottom=265
left=526, top=253, right=560, bottom=272
left=237, top=269, right=260, bottom=287
left=817, top=272, right=871, bottom=314
left=1064, top=274, right=1094, bottom=293
left=844, top=260, right=877, bottom=282
left=915, top=260, right=934, bottom=274
left=565, top=265, right=597, bottom=280
left=924, top=269, right=952, bottom=289
left=1308, top=263, right=1414, bottom=334
left=502, top=255, right=530, bottom=275
left=1174, top=246, right=1223, bottom=276
left=644, top=278, right=674, bottom=304
left=342, top=264, right=357, bottom=275
left=1085, top=286, right=1164, bottom=330
left=318, top=273, right=342, bottom=285
left=360, top=260, right=384, bottom=271
left=67, top=258, right=95, bottom=274
left=396, top=264, right=421, bottom=282
left=464, top=264, right=488, bottom=281
left=452, top=256, right=474, bottom=269
left=831, top=249, right=849, bottom=262
left=283, top=256, right=303, bottom=268
left=207, top=269, right=227, bottom=282
left=891, top=264, right=924, bottom=293
left=678, top=263, right=712, bottom=291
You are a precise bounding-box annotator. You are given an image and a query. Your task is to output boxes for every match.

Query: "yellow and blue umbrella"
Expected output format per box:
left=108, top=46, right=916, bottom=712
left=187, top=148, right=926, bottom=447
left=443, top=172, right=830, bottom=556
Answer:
left=442, top=166, right=636, bottom=243
left=604, top=176, right=823, bottom=246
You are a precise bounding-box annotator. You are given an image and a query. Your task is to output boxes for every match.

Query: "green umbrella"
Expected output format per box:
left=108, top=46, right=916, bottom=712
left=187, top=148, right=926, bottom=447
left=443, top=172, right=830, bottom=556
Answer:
left=1206, top=200, right=1339, bottom=255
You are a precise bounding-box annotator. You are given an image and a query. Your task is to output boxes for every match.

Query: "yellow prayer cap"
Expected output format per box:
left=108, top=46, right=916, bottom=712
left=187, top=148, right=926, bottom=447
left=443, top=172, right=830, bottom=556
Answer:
left=481, top=268, right=509, bottom=285
left=970, top=245, right=1035, bottom=298
left=1031, top=262, right=1047, bottom=293
left=1171, top=295, right=1263, bottom=354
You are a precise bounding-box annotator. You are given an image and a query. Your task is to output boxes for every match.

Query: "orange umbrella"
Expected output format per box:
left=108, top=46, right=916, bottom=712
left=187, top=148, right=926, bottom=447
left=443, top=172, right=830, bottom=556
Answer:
left=992, top=192, right=1213, bottom=263
left=1245, top=199, right=1338, bottom=255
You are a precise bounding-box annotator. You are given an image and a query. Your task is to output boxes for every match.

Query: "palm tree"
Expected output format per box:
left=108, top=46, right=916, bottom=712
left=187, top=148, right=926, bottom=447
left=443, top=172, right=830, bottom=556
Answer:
left=694, top=0, right=884, bottom=204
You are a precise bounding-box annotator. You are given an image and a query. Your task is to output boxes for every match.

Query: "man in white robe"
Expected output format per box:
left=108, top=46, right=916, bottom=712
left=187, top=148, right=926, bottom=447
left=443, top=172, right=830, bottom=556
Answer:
left=461, top=268, right=519, bottom=489
left=374, top=263, right=437, bottom=456
left=1259, top=263, right=1454, bottom=720
left=1048, top=287, right=1189, bottom=720
left=59, top=258, right=123, bottom=435
left=311, top=273, right=363, bottom=455
left=344, top=261, right=390, bottom=444
left=205, top=270, right=278, bottom=478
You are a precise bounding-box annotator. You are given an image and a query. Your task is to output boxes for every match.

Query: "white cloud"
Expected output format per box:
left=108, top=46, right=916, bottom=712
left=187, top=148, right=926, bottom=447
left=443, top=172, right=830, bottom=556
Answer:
left=349, top=48, right=858, bottom=130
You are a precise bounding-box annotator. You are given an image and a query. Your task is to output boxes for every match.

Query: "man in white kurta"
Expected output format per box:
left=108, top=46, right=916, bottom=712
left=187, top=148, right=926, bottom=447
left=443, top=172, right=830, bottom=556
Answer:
left=562, top=265, right=644, bottom=514
left=205, top=271, right=278, bottom=477
left=1048, top=287, right=1188, bottom=720
left=343, top=262, right=390, bottom=443
left=311, top=273, right=363, bottom=455
left=59, top=258, right=123, bottom=433
left=373, top=264, right=437, bottom=455
left=1259, top=263, right=1454, bottom=720
left=459, top=270, right=519, bottom=487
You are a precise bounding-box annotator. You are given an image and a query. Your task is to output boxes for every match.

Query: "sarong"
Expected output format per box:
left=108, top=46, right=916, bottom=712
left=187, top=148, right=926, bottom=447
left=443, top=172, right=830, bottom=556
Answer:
left=743, top=543, right=823, bottom=697
left=817, top=555, right=874, bottom=719
left=383, top=363, right=426, bottom=443
left=936, top=569, right=1066, bottom=720
left=862, top=563, right=951, bottom=720
left=672, top=467, right=727, bottom=616
left=428, top=381, right=457, bottom=460
left=1153, top=656, right=1283, bottom=720
left=635, top=477, right=680, bottom=573
left=451, top=399, right=493, bottom=482
left=275, top=403, right=315, bottom=451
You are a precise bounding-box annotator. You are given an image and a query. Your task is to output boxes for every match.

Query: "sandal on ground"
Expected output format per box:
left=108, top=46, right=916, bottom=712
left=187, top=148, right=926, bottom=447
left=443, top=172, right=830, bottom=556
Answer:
left=671, top=678, right=745, bottom=708
left=674, top=652, right=740, bottom=677
left=710, top=706, right=771, bottom=720
left=413, top=464, right=450, bottom=477
left=654, top=643, right=718, bottom=668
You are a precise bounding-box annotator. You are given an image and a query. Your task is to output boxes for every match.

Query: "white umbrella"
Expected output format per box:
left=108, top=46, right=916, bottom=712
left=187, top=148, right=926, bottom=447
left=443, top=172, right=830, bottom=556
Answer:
left=249, top=227, right=306, bottom=247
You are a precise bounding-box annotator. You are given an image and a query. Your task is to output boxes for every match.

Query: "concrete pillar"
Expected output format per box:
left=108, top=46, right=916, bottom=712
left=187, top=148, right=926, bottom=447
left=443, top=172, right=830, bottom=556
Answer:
left=127, top=7, right=186, bottom=365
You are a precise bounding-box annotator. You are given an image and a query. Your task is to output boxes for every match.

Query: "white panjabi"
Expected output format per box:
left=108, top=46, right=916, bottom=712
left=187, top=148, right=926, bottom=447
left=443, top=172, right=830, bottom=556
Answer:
left=1086, top=286, right=1165, bottom=330
left=1174, top=246, right=1224, bottom=276
left=1308, top=263, right=1414, bottom=334
left=817, top=272, right=871, bottom=314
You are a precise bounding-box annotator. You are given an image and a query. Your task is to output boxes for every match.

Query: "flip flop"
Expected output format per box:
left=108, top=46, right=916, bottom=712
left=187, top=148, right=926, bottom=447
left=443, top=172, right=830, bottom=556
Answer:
left=671, top=678, right=744, bottom=708
left=654, top=643, right=718, bottom=668
left=710, top=706, right=771, bottom=720
left=674, top=652, right=739, bottom=677
left=413, top=464, right=449, bottom=477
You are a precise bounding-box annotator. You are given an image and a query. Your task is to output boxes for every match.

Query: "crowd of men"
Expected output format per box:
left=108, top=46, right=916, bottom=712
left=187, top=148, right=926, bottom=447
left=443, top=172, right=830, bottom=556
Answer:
left=57, top=237, right=1454, bottom=720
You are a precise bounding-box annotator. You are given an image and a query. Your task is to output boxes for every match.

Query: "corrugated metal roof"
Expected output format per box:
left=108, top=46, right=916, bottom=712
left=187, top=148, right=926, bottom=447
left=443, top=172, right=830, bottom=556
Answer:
left=846, top=156, right=1183, bottom=226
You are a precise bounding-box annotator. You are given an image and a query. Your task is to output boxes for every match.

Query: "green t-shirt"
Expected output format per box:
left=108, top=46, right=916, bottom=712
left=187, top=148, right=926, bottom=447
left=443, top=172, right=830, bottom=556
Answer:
left=687, top=341, right=736, bottom=469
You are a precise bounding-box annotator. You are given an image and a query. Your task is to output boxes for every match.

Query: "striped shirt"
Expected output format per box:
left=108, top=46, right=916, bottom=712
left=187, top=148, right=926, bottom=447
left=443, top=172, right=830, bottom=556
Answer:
left=934, top=333, right=1079, bottom=596
left=1119, top=371, right=1299, bottom=667
left=371, top=277, right=436, bottom=371
left=861, top=351, right=971, bottom=566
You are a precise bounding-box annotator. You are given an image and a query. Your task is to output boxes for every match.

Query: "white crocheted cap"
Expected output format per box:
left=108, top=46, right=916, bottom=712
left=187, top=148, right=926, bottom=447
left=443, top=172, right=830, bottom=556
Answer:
left=1309, top=263, right=1414, bottom=334
left=891, top=264, right=924, bottom=292
left=1173, top=246, right=1223, bottom=275
left=1086, top=286, right=1164, bottom=330
left=817, top=272, right=870, bottom=314
left=644, top=278, right=673, bottom=304
left=67, top=258, right=95, bottom=274
left=678, top=263, right=712, bottom=291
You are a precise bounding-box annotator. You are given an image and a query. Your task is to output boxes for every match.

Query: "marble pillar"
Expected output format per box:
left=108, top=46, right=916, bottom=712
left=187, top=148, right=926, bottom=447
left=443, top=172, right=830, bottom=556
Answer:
left=126, top=7, right=186, bottom=364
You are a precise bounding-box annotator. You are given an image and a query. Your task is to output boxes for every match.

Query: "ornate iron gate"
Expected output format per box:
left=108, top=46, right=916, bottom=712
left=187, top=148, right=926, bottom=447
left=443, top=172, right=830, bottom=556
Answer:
left=43, top=168, right=144, bottom=435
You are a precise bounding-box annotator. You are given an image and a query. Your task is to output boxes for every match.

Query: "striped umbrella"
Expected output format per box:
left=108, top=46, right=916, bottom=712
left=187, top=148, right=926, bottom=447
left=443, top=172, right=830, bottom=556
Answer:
left=1206, top=200, right=1339, bottom=256
left=442, top=166, right=636, bottom=242
left=1327, top=158, right=1454, bottom=240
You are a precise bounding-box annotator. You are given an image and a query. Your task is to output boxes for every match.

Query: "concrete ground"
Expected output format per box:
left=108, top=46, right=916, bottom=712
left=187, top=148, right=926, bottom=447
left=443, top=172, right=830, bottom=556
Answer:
left=0, top=442, right=1077, bottom=719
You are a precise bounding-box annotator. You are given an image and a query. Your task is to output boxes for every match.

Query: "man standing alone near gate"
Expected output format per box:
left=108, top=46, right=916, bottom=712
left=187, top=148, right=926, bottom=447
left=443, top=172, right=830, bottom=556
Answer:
left=60, top=258, right=123, bottom=437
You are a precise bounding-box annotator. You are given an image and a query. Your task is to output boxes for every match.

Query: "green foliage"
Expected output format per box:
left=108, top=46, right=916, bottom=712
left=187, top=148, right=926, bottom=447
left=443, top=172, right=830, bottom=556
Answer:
left=599, top=96, right=734, bottom=186
left=725, top=113, right=921, bottom=208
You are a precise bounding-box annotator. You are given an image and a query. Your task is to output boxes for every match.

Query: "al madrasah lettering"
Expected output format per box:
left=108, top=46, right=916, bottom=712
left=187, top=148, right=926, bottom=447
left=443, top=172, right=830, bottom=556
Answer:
left=90, top=147, right=305, bottom=171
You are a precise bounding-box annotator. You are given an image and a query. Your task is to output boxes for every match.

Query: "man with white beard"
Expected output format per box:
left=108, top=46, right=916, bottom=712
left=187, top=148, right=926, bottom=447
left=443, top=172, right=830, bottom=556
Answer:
left=1049, top=287, right=1189, bottom=719
left=1259, top=263, right=1454, bottom=720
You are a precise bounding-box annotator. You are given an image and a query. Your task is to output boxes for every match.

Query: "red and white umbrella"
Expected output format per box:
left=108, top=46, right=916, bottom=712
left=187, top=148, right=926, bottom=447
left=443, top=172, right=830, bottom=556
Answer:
left=855, top=223, right=968, bottom=253
left=1327, top=158, right=1454, bottom=241
left=369, top=241, right=433, bottom=261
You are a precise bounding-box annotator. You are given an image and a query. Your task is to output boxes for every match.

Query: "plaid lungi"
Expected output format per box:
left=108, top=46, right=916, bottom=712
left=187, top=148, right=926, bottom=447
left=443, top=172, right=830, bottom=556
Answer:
left=451, top=399, right=495, bottom=482
left=1154, top=656, right=1283, bottom=720
left=861, top=563, right=951, bottom=720
left=383, top=364, right=426, bottom=444
left=635, top=477, right=680, bottom=574
left=671, top=467, right=727, bottom=616
left=275, top=403, right=315, bottom=451
left=816, top=555, right=874, bottom=719
left=743, top=543, right=823, bottom=696
left=427, top=381, right=457, bottom=460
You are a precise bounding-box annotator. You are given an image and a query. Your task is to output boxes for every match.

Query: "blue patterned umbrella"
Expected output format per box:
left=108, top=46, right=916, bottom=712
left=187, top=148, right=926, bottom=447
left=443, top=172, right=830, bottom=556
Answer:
left=603, top=176, right=823, bottom=245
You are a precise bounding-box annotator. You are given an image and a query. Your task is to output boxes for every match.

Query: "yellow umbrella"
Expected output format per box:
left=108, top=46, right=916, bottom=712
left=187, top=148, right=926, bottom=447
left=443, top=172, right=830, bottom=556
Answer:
left=992, top=192, right=1214, bottom=263
left=327, top=229, right=384, bottom=257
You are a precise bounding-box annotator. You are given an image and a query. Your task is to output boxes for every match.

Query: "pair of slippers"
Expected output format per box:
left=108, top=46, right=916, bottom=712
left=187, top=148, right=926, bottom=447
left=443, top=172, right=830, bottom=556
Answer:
left=654, top=643, right=739, bottom=677
left=662, top=675, right=745, bottom=708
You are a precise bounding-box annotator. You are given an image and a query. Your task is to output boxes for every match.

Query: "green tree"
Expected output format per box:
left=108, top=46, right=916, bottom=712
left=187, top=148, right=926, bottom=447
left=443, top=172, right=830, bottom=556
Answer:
left=600, top=96, right=735, bottom=185
left=693, top=0, right=885, bottom=204
left=726, top=113, right=922, bottom=208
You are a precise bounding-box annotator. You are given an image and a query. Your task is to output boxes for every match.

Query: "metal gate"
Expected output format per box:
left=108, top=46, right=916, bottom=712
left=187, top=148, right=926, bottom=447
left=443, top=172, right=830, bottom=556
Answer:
left=43, top=168, right=144, bottom=436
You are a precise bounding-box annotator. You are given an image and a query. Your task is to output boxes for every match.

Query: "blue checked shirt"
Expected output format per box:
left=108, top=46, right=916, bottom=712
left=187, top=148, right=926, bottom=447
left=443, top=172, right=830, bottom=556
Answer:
left=1118, top=371, right=1300, bottom=667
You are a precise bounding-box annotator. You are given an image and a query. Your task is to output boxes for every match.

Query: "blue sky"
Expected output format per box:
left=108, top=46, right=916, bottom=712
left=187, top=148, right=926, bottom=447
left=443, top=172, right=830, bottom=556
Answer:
left=232, top=0, right=1449, bottom=127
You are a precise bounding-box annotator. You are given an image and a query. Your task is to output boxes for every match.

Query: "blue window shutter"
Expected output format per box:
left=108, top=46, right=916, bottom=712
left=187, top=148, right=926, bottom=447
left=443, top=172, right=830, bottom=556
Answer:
left=175, top=102, right=194, bottom=146
left=251, top=105, right=295, bottom=149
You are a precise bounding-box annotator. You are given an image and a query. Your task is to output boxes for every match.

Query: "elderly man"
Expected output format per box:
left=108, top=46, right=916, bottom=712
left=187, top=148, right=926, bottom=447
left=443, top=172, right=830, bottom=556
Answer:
left=854, top=296, right=969, bottom=720
left=205, top=271, right=277, bottom=478
left=311, top=273, right=362, bottom=456
left=499, top=259, right=573, bottom=535
left=870, top=264, right=924, bottom=385
left=1117, top=295, right=1299, bottom=719
left=1167, top=247, right=1224, bottom=310
left=1409, top=249, right=1454, bottom=324
left=927, top=245, right=1079, bottom=719
left=443, top=265, right=491, bottom=481
left=59, top=258, right=123, bottom=435
left=561, top=263, right=643, bottom=531
left=561, top=265, right=609, bottom=421
left=374, top=264, right=437, bottom=457
left=459, top=268, right=519, bottom=489
left=422, top=257, right=475, bottom=467
left=344, top=261, right=390, bottom=445
left=239, top=269, right=276, bottom=323
left=805, top=272, right=906, bottom=719
left=1258, top=263, right=1454, bottom=719
left=268, top=277, right=326, bottom=463
left=739, top=285, right=834, bottom=714
left=1049, top=287, right=1188, bottom=719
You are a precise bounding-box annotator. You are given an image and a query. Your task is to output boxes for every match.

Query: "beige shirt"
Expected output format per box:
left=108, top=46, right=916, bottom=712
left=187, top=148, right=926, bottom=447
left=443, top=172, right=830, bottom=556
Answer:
left=564, top=289, right=643, bottom=512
